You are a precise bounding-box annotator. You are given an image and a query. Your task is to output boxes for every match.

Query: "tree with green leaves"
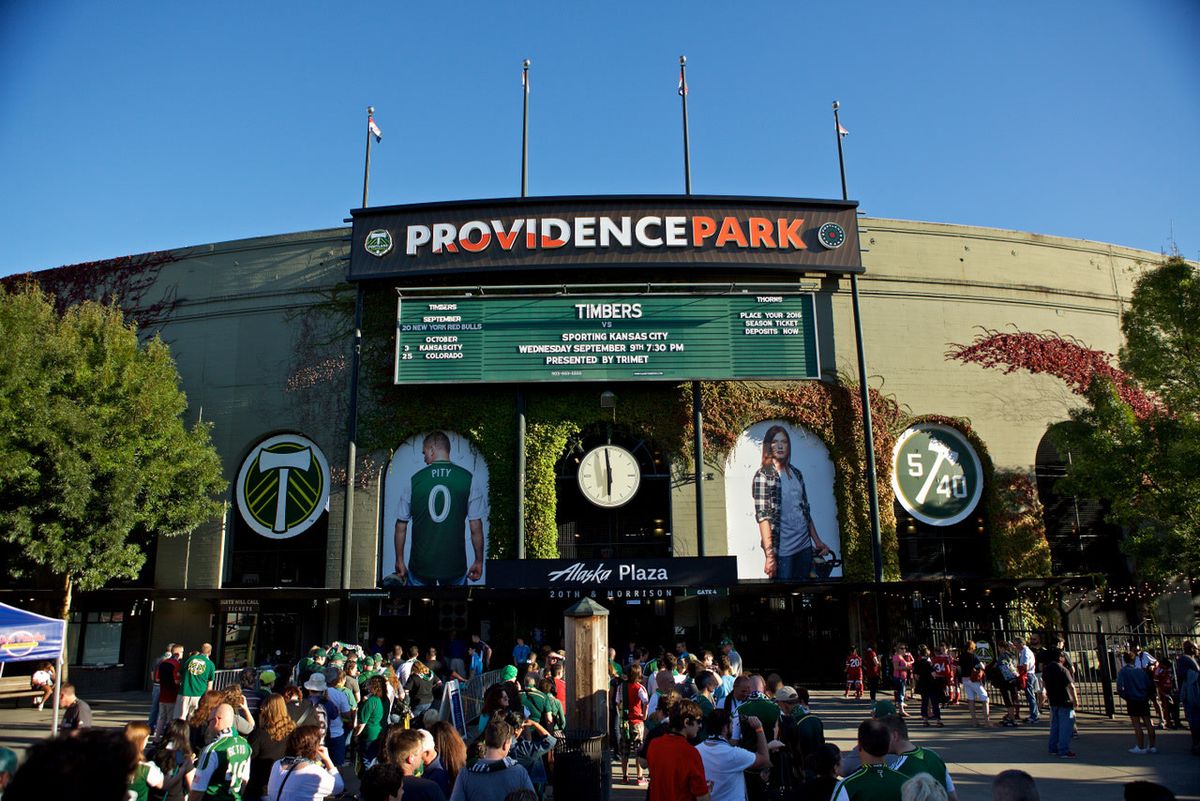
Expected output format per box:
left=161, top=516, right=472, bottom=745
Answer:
left=949, top=256, right=1199, bottom=582
left=1056, top=257, right=1200, bottom=582
left=0, top=283, right=226, bottom=634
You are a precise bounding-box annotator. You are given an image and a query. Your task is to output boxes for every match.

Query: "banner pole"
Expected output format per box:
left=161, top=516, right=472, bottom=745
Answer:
left=51, top=654, right=62, bottom=737
left=680, top=56, right=692, bottom=195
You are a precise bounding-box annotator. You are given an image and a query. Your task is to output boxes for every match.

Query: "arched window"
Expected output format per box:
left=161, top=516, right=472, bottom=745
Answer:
left=1034, top=426, right=1128, bottom=577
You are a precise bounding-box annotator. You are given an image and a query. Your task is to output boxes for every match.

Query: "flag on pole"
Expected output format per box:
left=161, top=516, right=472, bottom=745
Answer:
left=677, top=66, right=688, bottom=96
left=838, top=122, right=849, bottom=138
left=522, top=69, right=529, bottom=94
left=369, top=115, right=383, bottom=142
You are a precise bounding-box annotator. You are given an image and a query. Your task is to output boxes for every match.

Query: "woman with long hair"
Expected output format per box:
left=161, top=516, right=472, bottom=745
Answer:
left=405, top=661, right=435, bottom=720
left=355, top=675, right=388, bottom=766
left=282, top=685, right=306, bottom=724
left=123, top=721, right=164, bottom=801
left=247, top=694, right=295, bottom=801
left=429, top=719, right=467, bottom=789
left=188, top=689, right=224, bottom=750
left=154, top=719, right=195, bottom=801
left=751, top=424, right=831, bottom=580
left=265, top=725, right=344, bottom=801
left=220, top=684, right=256, bottom=736
left=474, top=683, right=513, bottom=739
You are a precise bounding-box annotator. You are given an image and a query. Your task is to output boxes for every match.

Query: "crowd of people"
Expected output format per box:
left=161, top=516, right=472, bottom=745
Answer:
left=846, top=636, right=1200, bottom=758
left=0, top=629, right=1196, bottom=801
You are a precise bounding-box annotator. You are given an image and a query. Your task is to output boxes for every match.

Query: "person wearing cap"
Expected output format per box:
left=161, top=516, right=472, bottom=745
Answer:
left=776, top=687, right=824, bottom=766
left=303, top=671, right=347, bottom=760
left=721, top=638, right=743, bottom=676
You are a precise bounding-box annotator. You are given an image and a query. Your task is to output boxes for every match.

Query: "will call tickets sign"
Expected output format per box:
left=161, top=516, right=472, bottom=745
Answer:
left=348, top=196, right=862, bottom=280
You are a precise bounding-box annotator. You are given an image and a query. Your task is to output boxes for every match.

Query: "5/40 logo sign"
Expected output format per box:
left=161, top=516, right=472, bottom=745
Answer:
left=236, top=434, right=331, bottom=539
left=891, top=423, right=983, bottom=527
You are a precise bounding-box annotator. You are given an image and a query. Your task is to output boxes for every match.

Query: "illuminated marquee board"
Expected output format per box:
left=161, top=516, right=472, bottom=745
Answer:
left=394, top=293, right=819, bottom=384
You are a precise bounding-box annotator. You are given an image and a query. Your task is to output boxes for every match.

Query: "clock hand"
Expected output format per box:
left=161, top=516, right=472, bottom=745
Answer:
left=605, top=448, right=612, bottom=496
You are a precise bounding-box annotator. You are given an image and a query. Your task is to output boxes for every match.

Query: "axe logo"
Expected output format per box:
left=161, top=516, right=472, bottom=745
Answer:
left=236, top=433, right=331, bottom=539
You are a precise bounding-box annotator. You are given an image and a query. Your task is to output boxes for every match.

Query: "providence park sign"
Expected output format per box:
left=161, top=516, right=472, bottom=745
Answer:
left=348, top=195, right=862, bottom=280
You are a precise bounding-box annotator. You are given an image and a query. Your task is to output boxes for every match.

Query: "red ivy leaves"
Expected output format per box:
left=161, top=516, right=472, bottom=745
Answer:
left=946, top=329, right=1158, bottom=419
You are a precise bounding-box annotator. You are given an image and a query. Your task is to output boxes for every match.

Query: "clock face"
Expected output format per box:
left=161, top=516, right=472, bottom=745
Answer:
left=891, top=423, right=983, bottom=526
left=817, top=222, right=846, bottom=250
left=577, top=445, right=641, bottom=508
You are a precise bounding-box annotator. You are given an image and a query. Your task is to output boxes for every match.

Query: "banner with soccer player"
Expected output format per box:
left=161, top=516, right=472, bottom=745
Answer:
left=723, top=420, right=842, bottom=581
left=381, top=431, right=491, bottom=587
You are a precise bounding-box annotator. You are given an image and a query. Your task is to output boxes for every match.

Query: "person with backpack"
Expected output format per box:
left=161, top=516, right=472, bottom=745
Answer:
left=990, top=644, right=1021, bottom=727
left=616, top=663, right=650, bottom=786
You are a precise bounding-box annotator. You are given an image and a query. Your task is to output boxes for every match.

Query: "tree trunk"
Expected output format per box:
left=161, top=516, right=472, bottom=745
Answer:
left=58, top=573, right=72, bottom=682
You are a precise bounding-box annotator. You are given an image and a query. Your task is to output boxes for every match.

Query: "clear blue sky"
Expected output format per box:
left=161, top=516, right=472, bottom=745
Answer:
left=2, top=1, right=1197, bottom=276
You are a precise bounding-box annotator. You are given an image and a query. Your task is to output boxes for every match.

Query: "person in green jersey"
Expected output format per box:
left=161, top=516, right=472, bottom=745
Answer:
left=189, top=703, right=251, bottom=801
left=830, top=719, right=907, bottom=801
left=124, top=722, right=164, bottom=801
left=882, top=715, right=958, bottom=801
left=391, top=431, right=485, bottom=586
left=177, top=643, right=216, bottom=722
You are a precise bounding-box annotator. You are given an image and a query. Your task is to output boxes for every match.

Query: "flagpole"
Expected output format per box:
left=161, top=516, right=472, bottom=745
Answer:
left=680, top=55, right=692, bottom=195
left=516, top=59, right=530, bottom=559
left=345, top=104, right=375, bottom=597
left=833, top=101, right=848, bottom=202
left=521, top=60, right=530, bottom=198
left=833, top=99, right=884, bottom=586
left=362, top=106, right=374, bottom=208
left=679, top=56, right=704, bottom=557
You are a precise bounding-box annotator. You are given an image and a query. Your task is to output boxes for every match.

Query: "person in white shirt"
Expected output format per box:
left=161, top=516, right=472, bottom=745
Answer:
left=267, top=725, right=345, bottom=801
left=1015, top=639, right=1039, bottom=723
left=697, top=710, right=770, bottom=801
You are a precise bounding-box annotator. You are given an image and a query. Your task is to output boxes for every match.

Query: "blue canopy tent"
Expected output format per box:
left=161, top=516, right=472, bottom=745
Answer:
left=0, top=602, right=66, bottom=735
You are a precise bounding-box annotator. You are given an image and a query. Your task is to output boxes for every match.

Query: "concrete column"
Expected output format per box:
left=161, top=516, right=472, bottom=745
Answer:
left=563, top=598, right=610, bottom=735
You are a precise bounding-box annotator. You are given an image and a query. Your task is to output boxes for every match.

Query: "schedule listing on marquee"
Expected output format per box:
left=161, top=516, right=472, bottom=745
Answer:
left=394, top=293, right=819, bottom=384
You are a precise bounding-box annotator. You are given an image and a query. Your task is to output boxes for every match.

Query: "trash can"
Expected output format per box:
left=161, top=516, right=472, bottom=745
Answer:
left=552, top=730, right=609, bottom=801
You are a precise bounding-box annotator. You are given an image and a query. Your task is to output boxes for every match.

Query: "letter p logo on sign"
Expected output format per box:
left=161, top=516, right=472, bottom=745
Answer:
left=236, top=434, right=331, bottom=539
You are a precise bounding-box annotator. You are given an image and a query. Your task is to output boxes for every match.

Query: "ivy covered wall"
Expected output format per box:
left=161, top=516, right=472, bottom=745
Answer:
left=355, top=286, right=1050, bottom=582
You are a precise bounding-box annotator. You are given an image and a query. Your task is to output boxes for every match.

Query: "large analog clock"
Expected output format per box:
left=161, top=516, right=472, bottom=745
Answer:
left=577, top=445, right=641, bottom=508
left=891, top=423, right=983, bottom=526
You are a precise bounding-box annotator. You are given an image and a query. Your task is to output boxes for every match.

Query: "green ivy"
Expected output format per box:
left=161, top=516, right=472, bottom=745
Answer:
left=355, top=287, right=1040, bottom=580
left=690, top=380, right=905, bottom=581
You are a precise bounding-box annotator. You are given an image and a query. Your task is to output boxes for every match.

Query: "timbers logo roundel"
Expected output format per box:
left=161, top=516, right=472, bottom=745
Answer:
left=364, top=229, right=393, bottom=257
left=236, top=434, right=330, bottom=539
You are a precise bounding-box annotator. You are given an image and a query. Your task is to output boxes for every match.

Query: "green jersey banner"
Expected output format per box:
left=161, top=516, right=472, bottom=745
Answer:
left=381, top=431, right=490, bottom=587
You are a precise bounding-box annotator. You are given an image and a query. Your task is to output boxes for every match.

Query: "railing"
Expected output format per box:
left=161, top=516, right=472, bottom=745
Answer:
left=212, top=669, right=243, bottom=691
left=892, top=619, right=1197, bottom=718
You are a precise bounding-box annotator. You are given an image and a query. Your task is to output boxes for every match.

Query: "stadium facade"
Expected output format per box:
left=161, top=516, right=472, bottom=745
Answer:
left=3, top=195, right=1187, bottom=691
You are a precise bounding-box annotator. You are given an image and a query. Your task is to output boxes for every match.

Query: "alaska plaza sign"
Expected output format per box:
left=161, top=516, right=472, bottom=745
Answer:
left=348, top=196, right=862, bottom=280
left=482, top=557, right=736, bottom=594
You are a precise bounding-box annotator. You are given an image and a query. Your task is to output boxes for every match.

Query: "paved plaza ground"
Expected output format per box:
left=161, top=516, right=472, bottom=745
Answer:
left=2, top=689, right=1196, bottom=800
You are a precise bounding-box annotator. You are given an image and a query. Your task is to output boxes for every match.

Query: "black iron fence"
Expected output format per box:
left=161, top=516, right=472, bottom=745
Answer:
left=892, top=618, right=1197, bottom=718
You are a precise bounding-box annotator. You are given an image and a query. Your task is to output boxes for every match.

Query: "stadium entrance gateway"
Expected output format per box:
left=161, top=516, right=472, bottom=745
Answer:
left=337, top=195, right=877, bottom=678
